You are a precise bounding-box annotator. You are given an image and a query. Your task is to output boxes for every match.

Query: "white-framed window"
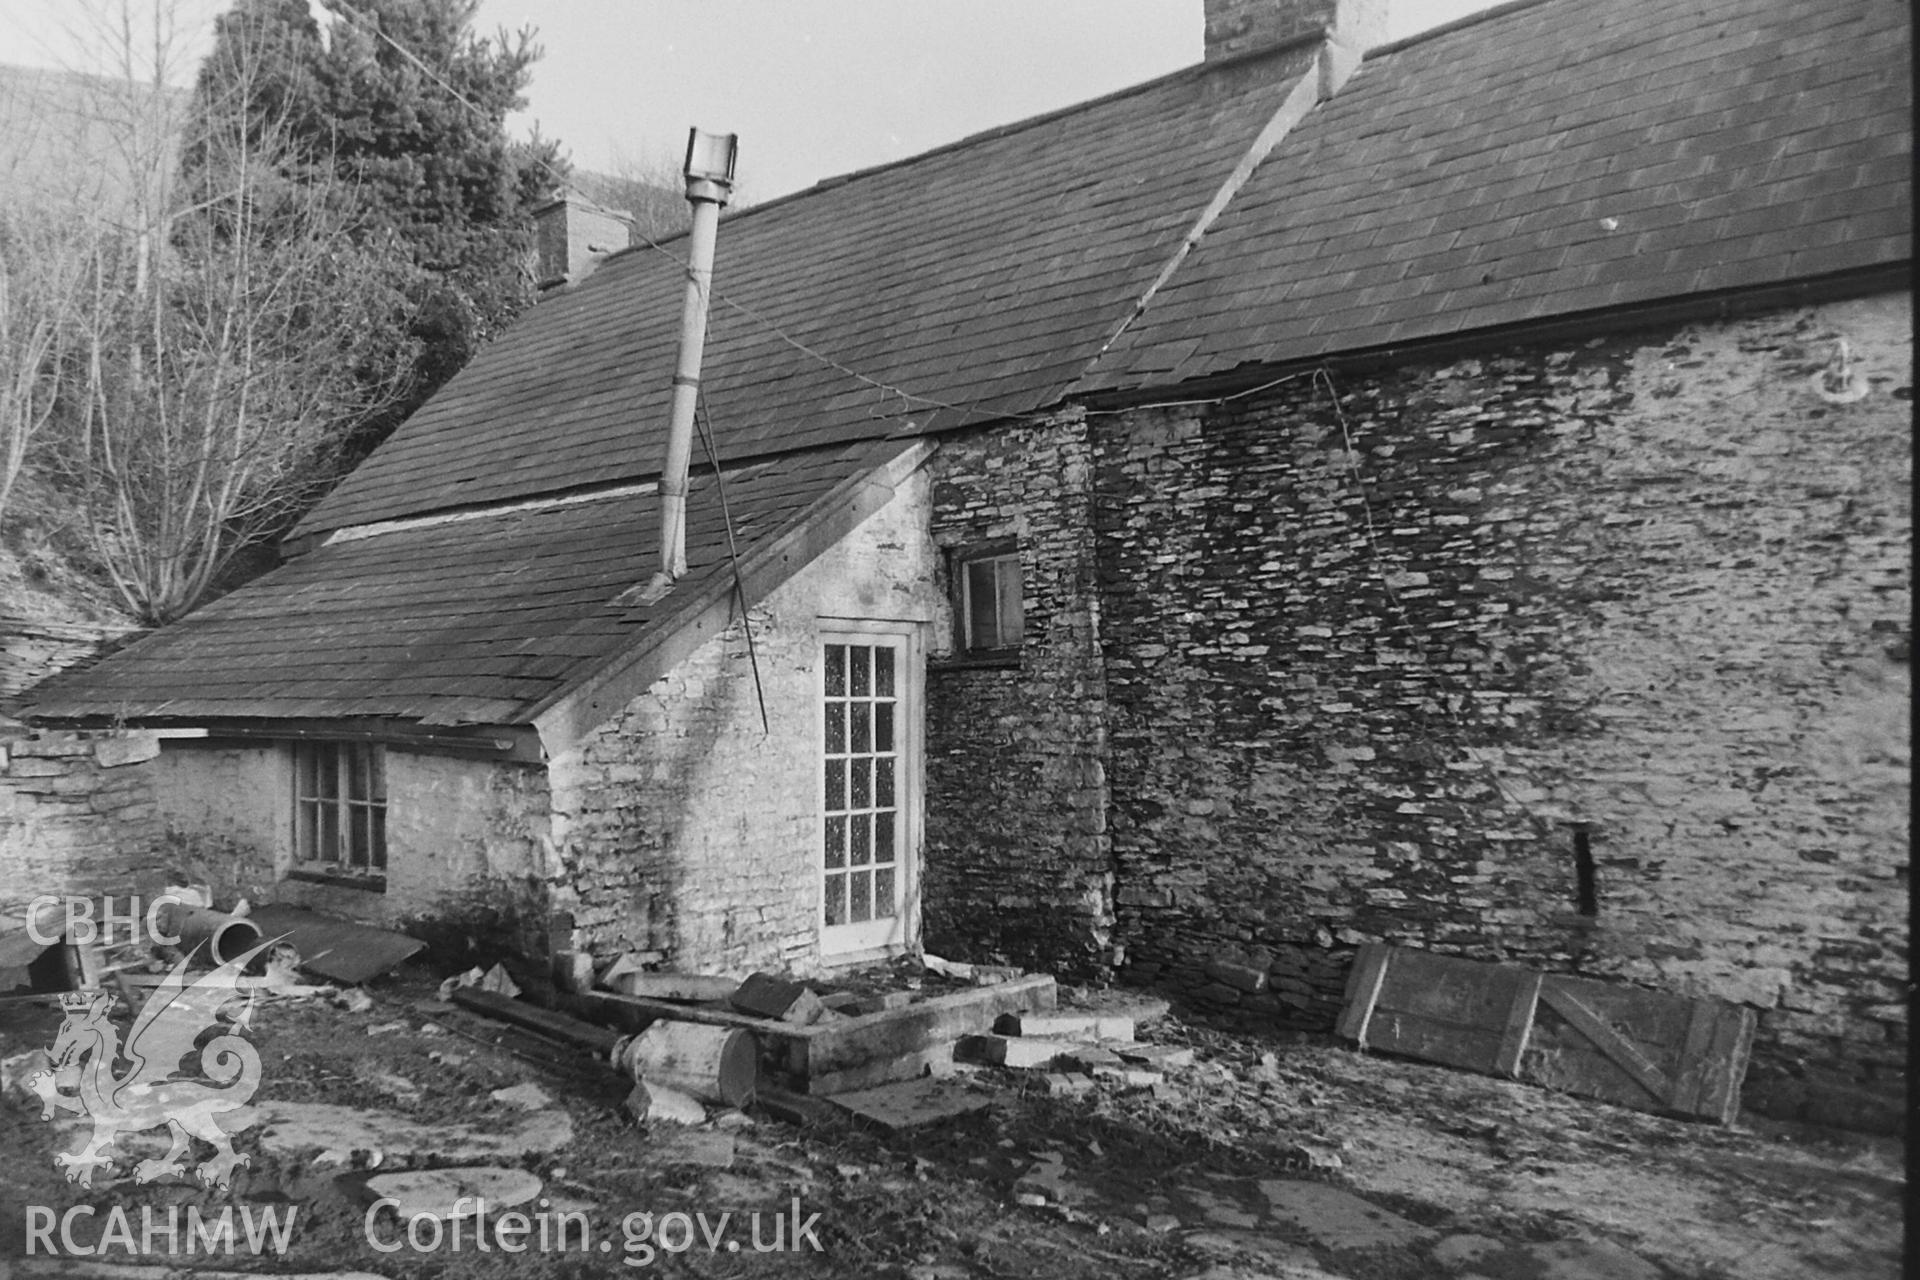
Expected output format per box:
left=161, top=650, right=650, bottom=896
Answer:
left=820, top=629, right=918, bottom=958
left=956, top=544, right=1023, bottom=655
left=293, top=741, right=387, bottom=874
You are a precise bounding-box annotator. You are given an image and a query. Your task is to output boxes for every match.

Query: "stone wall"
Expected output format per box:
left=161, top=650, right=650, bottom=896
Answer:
left=1091, top=293, right=1909, bottom=1128
left=149, top=741, right=283, bottom=902
left=0, top=730, right=164, bottom=905
left=374, top=751, right=550, bottom=945
left=922, top=414, right=1117, bottom=976
left=548, top=469, right=943, bottom=975
left=153, top=741, right=550, bottom=946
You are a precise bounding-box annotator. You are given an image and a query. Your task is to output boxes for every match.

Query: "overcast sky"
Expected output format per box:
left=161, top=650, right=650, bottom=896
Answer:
left=0, top=0, right=1498, bottom=201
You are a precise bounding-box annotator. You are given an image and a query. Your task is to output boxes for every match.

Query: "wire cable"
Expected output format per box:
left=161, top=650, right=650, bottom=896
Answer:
left=328, top=0, right=1320, bottom=437
left=695, top=387, right=769, bottom=736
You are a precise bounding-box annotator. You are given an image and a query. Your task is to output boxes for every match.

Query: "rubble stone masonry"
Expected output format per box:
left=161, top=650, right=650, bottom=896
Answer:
left=1090, top=294, right=1908, bottom=1129
left=548, top=470, right=944, bottom=975
left=924, top=414, right=1116, bottom=976
left=0, top=730, right=164, bottom=902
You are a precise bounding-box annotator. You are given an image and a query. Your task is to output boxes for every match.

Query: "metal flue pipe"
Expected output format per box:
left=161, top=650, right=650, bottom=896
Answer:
left=632, top=128, right=738, bottom=607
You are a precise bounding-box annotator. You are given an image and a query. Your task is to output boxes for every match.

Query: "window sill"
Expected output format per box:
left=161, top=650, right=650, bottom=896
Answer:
left=820, top=941, right=912, bottom=970
left=285, top=867, right=387, bottom=894
left=930, top=651, right=1022, bottom=671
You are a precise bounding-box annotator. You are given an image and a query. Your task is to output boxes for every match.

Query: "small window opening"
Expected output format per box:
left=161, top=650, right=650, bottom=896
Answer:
left=294, top=741, right=388, bottom=874
left=1572, top=827, right=1597, bottom=916
left=954, top=546, right=1023, bottom=655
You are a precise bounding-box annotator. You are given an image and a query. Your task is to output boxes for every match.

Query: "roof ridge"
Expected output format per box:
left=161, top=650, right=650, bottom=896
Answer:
left=683, top=30, right=1328, bottom=232
left=1075, top=0, right=1911, bottom=392
left=1366, top=0, right=1563, bottom=58
left=567, top=29, right=1336, bottom=274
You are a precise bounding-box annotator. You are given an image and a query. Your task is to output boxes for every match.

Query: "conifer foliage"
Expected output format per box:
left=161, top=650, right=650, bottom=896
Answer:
left=0, top=0, right=566, bottom=625
left=194, top=0, right=566, bottom=456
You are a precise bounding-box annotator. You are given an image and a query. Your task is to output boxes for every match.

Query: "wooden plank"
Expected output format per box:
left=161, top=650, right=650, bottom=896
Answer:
left=73, top=942, right=105, bottom=989
left=574, top=974, right=1056, bottom=1088
left=1550, top=974, right=1696, bottom=1052
left=1365, top=1010, right=1506, bottom=1072
left=1362, top=951, right=1531, bottom=1075
left=803, top=1044, right=954, bottom=1096
left=1526, top=1006, right=1665, bottom=1112
left=605, top=972, right=741, bottom=1003
left=1335, top=943, right=1390, bottom=1044
left=1492, top=971, right=1542, bottom=1078
left=1668, top=999, right=1719, bottom=1113
left=1696, top=1004, right=1757, bottom=1125
left=450, top=987, right=626, bottom=1058
left=1536, top=982, right=1673, bottom=1104
left=795, top=974, right=1057, bottom=1077
left=0, top=991, right=61, bottom=1006
left=575, top=990, right=800, bottom=1038
left=1392, top=953, right=1520, bottom=1026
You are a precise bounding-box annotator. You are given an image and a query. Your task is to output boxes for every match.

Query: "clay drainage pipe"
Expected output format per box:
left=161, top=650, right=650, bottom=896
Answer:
left=157, top=904, right=263, bottom=967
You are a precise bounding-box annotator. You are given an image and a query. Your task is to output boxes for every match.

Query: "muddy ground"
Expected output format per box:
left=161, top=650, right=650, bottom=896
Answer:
left=0, top=968, right=1902, bottom=1279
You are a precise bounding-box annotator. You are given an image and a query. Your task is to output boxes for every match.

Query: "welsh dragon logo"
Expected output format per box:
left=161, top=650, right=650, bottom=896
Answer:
left=26, top=939, right=274, bottom=1189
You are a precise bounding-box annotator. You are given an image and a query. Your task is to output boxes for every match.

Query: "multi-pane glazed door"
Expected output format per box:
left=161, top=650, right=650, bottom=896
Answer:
left=820, top=633, right=912, bottom=955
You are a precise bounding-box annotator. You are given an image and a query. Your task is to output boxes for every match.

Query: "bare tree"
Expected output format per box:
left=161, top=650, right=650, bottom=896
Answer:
left=590, top=144, right=699, bottom=244
left=0, top=50, right=131, bottom=528
left=0, top=201, right=88, bottom=525
left=47, top=3, right=410, bottom=624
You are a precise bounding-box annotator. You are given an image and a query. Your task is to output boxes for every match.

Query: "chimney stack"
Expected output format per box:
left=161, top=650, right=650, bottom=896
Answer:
left=532, top=190, right=634, bottom=290
left=1203, top=0, right=1387, bottom=62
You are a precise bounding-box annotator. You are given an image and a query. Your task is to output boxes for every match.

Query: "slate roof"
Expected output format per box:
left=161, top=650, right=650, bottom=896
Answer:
left=1076, top=0, right=1912, bottom=390
left=24, top=442, right=905, bottom=725
left=23, top=0, right=1910, bottom=731
left=296, top=46, right=1321, bottom=535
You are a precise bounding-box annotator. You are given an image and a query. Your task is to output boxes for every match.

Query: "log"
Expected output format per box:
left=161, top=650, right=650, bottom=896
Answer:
left=449, top=987, right=625, bottom=1058
left=619, top=1020, right=757, bottom=1107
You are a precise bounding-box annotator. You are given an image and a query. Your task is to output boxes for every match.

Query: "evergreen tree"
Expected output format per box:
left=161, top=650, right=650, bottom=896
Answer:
left=193, top=0, right=566, bottom=456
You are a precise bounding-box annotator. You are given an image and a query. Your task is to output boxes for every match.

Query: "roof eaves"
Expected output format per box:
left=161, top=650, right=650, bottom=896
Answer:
left=1078, top=258, right=1911, bottom=409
